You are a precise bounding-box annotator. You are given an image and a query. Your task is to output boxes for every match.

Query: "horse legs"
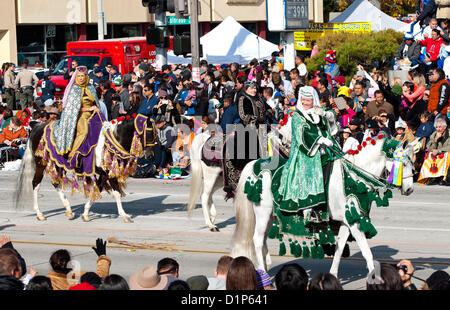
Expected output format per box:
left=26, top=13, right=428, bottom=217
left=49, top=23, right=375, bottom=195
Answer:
left=252, top=173, right=274, bottom=271
left=81, top=199, right=94, bottom=222
left=348, top=224, right=375, bottom=275
left=32, top=165, right=46, bottom=221
left=109, top=178, right=133, bottom=223
left=53, top=184, right=73, bottom=220
left=200, top=169, right=221, bottom=231
left=329, top=224, right=351, bottom=277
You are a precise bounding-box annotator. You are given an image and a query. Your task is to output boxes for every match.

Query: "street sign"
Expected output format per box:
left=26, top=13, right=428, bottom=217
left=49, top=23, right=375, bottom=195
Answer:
left=167, top=16, right=190, bottom=25
left=46, top=25, right=56, bottom=38
left=285, top=0, right=308, bottom=30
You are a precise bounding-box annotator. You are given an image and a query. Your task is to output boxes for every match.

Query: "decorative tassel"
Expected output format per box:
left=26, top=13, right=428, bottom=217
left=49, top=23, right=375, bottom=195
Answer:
left=326, top=225, right=335, bottom=244
left=278, top=237, right=286, bottom=256
left=289, top=239, right=295, bottom=256
left=310, top=241, right=318, bottom=259
left=83, top=177, right=91, bottom=199
left=62, top=171, right=69, bottom=190
left=71, top=175, right=80, bottom=196
left=109, top=156, right=119, bottom=179
left=35, top=139, right=46, bottom=158
left=316, top=244, right=324, bottom=259
left=295, top=241, right=302, bottom=257
left=318, top=230, right=327, bottom=244
left=268, top=221, right=279, bottom=239
left=91, top=176, right=102, bottom=201
left=302, top=241, right=310, bottom=259
left=130, top=132, right=144, bottom=158
left=345, top=205, right=355, bottom=225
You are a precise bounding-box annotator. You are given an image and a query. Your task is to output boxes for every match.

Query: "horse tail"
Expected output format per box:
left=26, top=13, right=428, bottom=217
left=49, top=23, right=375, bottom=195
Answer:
left=14, top=139, right=36, bottom=210
left=230, top=161, right=257, bottom=262
left=187, top=133, right=208, bottom=216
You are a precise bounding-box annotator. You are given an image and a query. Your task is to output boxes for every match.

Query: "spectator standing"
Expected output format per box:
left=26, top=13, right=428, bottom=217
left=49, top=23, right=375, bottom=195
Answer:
left=428, top=68, right=450, bottom=115
left=138, top=83, right=158, bottom=117
left=295, top=55, right=308, bottom=78
left=40, top=72, right=55, bottom=107
left=324, top=50, right=340, bottom=79
left=100, top=80, right=115, bottom=121
left=114, top=79, right=130, bottom=111
left=154, top=115, right=176, bottom=171
left=3, top=63, right=17, bottom=110
left=64, top=59, right=78, bottom=80
left=14, top=60, right=39, bottom=109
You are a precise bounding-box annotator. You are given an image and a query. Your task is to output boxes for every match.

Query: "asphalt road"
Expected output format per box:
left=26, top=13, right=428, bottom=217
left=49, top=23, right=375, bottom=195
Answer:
left=0, top=170, right=449, bottom=290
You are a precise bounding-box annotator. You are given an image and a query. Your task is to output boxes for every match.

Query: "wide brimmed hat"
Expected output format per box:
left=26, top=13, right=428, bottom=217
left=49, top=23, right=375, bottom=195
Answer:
left=324, top=50, right=337, bottom=63
left=129, top=266, right=169, bottom=290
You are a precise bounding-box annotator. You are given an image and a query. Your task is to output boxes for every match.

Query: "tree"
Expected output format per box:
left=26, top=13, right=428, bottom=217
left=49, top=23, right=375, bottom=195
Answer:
left=336, top=0, right=416, bottom=17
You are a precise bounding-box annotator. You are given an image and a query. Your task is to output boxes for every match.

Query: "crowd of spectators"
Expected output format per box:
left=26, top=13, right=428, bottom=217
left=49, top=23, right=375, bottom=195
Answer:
left=0, top=234, right=448, bottom=291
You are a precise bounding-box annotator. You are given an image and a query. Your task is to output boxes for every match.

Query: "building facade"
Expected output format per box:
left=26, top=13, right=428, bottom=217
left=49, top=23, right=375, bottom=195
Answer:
left=1, top=0, right=323, bottom=67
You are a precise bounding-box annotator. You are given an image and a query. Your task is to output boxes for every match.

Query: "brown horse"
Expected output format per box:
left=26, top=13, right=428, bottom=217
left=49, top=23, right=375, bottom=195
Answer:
left=14, top=115, right=156, bottom=222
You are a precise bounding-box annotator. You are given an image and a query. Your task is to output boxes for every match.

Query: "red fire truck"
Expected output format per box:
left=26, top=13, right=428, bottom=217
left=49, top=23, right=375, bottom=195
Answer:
left=38, top=37, right=157, bottom=98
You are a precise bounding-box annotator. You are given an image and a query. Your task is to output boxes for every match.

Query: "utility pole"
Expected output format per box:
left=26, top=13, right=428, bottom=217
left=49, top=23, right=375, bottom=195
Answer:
left=190, top=0, right=200, bottom=83
left=97, top=0, right=106, bottom=40
left=155, top=10, right=167, bottom=69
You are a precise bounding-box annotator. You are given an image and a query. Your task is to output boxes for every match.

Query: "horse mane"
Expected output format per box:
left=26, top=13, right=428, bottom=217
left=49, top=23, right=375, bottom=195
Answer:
left=113, top=119, right=135, bottom=152
left=29, top=122, right=48, bottom=154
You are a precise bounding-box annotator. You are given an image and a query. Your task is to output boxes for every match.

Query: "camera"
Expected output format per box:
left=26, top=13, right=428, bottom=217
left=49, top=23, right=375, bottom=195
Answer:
left=392, top=264, right=408, bottom=274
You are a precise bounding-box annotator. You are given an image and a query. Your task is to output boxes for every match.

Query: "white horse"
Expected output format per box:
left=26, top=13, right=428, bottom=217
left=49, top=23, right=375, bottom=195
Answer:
left=230, top=136, right=415, bottom=277
left=187, top=120, right=293, bottom=231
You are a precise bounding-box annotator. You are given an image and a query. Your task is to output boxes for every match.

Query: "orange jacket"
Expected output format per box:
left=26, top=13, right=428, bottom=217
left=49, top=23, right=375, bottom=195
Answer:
left=428, top=78, right=450, bottom=113
left=0, top=125, right=27, bottom=144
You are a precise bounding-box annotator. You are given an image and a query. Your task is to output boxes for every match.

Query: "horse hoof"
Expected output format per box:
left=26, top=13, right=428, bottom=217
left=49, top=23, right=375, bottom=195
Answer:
left=210, top=227, right=220, bottom=232
left=82, top=215, right=91, bottom=222
left=65, top=211, right=74, bottom=220
left=37, top=215, right=46, bottom=221
left=123, top=216, right=134, bottom=223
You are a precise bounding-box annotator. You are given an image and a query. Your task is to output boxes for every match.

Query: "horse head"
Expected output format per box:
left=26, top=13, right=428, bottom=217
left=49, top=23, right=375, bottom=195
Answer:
left=385, top=139, right=416, bottom=196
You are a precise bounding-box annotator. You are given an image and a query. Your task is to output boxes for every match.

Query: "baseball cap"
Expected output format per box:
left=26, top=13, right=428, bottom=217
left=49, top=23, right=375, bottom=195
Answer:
left=403, top=32, right=414, bottom=40
left=334, top=76, right=346, bottom=85
left=113, top=78, right=124, bottom=86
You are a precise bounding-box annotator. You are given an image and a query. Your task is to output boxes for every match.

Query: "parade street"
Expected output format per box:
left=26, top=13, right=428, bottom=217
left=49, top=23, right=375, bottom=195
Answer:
left=0, top=170, right=449, bottom=290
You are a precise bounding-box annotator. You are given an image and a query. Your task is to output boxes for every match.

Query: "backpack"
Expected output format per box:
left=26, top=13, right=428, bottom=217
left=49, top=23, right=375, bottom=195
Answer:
left=131, top=157, right=157, bottom=178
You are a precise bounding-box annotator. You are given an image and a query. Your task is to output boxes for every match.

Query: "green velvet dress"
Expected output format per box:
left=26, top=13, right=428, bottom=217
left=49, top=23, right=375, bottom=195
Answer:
left=277, top=109, right=335, bottom=212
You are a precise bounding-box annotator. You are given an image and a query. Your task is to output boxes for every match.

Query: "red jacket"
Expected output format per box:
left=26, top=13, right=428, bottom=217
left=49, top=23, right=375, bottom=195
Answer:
left=419, top=37, right=444, bottom=61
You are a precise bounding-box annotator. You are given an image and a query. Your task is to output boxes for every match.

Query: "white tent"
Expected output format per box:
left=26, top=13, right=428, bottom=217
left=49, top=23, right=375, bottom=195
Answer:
left=200, top=16, right=279, bottom=65
left=330, top=0, right=408, bottom=32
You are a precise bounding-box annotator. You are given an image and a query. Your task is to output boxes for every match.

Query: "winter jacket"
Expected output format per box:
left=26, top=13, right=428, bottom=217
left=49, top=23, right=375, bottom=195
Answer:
left=394, top=41, right=421, bottom=62
left=427, top=128, right=450, bottom=152
left=46, top=255, right=111, bottom=290
left=0, top=275, right=24, bottom=290
left=0, top=125, right=27, bottom=145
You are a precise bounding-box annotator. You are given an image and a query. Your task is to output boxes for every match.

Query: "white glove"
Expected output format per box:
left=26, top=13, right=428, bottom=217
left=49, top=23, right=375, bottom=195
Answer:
left=314, top=106, right=325, bottom=116
left=318, top=137, right=333, bottom=147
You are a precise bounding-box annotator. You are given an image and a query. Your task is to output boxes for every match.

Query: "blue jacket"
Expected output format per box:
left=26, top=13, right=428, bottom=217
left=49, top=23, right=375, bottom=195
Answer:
left=40, top=79, right=55, bottom=103
left=220, top=103, right=240, bottom=133
left=138, top=94, right=158, bottom=118
left=414, top=121, right=435, bottom=145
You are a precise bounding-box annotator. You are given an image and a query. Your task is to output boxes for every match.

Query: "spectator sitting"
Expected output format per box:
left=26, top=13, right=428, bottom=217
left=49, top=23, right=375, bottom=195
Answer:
left=415, top=111, right=436, bottom=143
left=168, top=280, right=190, bottom=290
left=393, top=32, right=421, bottom=69
left=365, top=90, right=395, bottom=122
left=46, top=238, right=111, bottom=290
left=101, top=274, right=130, bottom=290
left=0, top=116, right=28, bottom=164
left=26, top=275, right=53, bottom=290
left=207, top=255, right=233, bottom=290
left=334, top=76, right=351, bottom=98
left=0, top=248, right=24, bottom=290
left=186, top=275, right=209, bottom=290
left=0, top=108, right=14, bottom=132
left=226, top=256, right=258, bottom=290
left=421, top=270, right=450, bottom=290
left=274, top=263, right=309, bottom=290
left=342, top=127, right=360, bottom=154
left=417, top=116, right=450, bottom=185
left=308, top=272, right=343, bottom=290
left=418, top=29, right=445, bottom=69
left=156, top=257, right=179, bottom=287
left=79, top=271, right=102, bottom=289
left=129, top=266, right=169, bottom=290
left=422, top=18, right=443, bottom=39
left=366, top=261, right=403, bottom=290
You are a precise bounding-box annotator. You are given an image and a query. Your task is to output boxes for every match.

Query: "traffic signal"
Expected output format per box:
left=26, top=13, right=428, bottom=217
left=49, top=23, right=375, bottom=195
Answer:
left=174, top=0, right=188, bottom=18
left=173, top=35, right=190, bottom=56
left=142, top=0, right=158, bottom=13
left=146, top=27, right=164, bottom=46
